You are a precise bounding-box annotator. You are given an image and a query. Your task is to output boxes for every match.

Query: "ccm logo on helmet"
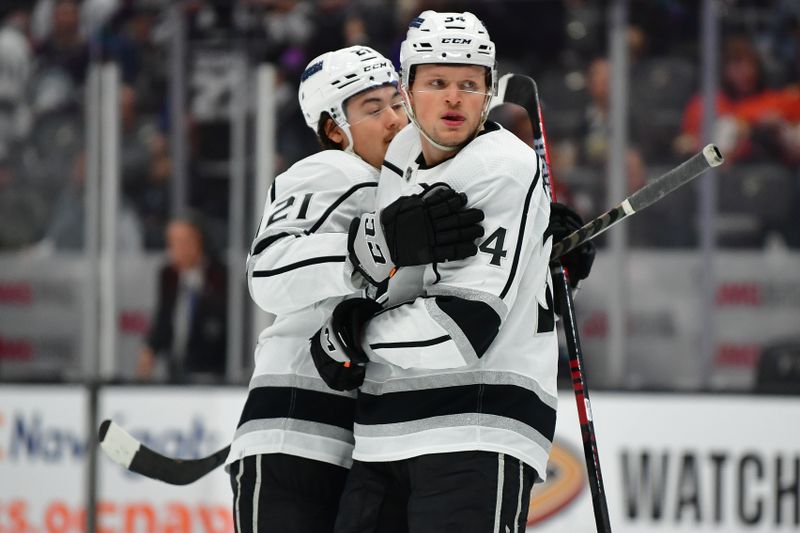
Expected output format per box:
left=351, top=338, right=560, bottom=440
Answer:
left=364, top=61, right=389, bottom=72
left=441, top=38, right=472, bottom=44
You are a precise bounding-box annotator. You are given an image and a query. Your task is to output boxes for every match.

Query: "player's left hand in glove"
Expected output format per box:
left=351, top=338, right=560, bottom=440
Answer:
left=548, top=202, right=596, bottom=315
left=348, top=184, right=484, bottom=286
left=310, top=297, right=382, bottom=391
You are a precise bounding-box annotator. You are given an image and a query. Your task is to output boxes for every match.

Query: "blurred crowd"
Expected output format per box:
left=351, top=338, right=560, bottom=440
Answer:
left=0, top=0, right=798, bottom=253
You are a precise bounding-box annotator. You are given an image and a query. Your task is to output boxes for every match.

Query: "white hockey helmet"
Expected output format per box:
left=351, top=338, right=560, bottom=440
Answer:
left=399, top=11, right=497, bottom=94
left=298, top=45, right=399, bottom=150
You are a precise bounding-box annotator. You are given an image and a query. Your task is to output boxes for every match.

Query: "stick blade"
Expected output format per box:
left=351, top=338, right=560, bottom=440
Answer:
left=492, top=73, right=536, bottom=111
left=98, top=419, right=230, bottom=485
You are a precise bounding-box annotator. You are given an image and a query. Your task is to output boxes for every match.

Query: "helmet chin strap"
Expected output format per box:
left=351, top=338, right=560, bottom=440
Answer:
left=336, top=120, right=356, bottom=154
left=336, top=121, right=375, bottom=167
left=401, top=86, right=493, bottom=156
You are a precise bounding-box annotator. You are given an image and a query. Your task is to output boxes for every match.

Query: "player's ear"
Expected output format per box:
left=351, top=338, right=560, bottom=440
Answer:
left=324, top=119, right=346, bottom=147
left=401, top=85, right=414, bottom=108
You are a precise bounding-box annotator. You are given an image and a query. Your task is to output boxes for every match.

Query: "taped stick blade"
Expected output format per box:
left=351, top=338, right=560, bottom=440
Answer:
left=98, top=418, right=229, bottom=485
left=98, top=419, right=139, bottom=468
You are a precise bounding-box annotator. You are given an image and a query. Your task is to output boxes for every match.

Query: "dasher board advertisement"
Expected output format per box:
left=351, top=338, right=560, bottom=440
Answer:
left=0, top=386, right=88, bottom=533
left=2, top=386, right=797, bottom=532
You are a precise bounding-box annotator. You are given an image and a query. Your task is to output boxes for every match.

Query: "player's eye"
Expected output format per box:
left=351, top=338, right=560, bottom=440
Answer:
left=459, top=80, right=478, bottom=91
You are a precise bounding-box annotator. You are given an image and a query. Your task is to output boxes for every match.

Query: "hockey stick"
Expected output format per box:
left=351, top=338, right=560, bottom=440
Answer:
left=550, top=143, right=722, bottom=259
left=98, top=419, right=230, bottom=485
left=492, top=73, right=724, bottom=260
left=495, top=72, right=615, bottom=531
left=497, top=73, right=723, bottom=532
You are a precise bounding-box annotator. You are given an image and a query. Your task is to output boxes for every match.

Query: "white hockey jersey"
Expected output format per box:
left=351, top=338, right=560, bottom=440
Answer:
left=353, top=122, right=558, bottom=480
left=226, top=150, right=378, bottom=469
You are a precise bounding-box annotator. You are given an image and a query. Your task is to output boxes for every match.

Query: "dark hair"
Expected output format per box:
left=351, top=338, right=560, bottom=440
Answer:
left=170, top=208, right=216, bottom=257
left=721, top=34, right=766, bottom=98
left=316, top=112, right=345, bottom=151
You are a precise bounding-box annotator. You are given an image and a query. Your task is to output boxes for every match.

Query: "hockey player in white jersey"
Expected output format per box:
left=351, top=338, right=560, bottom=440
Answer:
left=310, top=12, right=595, bottom=533
left=225, top=45, right=485, bottom=533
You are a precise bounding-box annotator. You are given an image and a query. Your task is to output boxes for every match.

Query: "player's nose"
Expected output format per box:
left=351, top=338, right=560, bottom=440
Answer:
left=443, top=84, right=461, bottom=104
left=383, top=105, right=405, bottom=128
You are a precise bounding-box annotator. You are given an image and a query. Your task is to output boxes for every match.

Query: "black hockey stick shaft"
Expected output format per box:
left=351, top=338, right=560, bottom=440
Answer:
left=498, top=73, right=613, bottom=532
left=98, top=419, right=230, bottom=485
left=550, top=143, right=723, bottom=259
left=553, top=262, right=611, bottom=532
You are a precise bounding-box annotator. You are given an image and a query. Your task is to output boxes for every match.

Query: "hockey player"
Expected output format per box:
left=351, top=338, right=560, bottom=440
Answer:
left=225, top=45, right=485, bottom=533
left=310, top=12, right=595, bottom=533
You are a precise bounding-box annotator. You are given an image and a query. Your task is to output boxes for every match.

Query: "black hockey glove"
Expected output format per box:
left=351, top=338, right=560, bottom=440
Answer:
left=309, top=298, right=382, bottom=391
left=549, top=202, right=596, bottom=316
left=348, top=184, right=485, bottom=285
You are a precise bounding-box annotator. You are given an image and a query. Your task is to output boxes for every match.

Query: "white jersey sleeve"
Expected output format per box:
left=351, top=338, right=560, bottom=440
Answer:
left=363, top=127, right=552, bottom=369
left=247, top=151, right=377, bottom=315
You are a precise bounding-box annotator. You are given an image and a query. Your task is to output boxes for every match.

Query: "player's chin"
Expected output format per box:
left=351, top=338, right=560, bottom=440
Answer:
left=437, top=129, right=471, bottom=147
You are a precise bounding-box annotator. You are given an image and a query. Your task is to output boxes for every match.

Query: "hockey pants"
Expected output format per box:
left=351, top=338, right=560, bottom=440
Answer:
left=229, top=453, right=348, bottom=533
left=334, top=451, right=537, bottom=533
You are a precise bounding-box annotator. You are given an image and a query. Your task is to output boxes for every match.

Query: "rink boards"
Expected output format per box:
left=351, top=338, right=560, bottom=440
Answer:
left=0, top=385, right=797, bottom=533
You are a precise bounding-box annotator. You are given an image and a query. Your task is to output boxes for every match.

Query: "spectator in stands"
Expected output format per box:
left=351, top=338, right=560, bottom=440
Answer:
left=0, top=155, right=48, bottom=250
left=675, top=34, right=800, bottom=164
left=130, top=141, right=171, bottom=249
left=122, top=5, right=167, bottom=115
left=582, top=56, right=611, bottom=167
left=136, top=211, right=227, bottom=383
left=0, top=3, right=33, bottom=161
left=118, top=83, right=170, bottom=249
left=43, top=151, right=144, bottom=251
left=35, top=0, right=88, bottom=86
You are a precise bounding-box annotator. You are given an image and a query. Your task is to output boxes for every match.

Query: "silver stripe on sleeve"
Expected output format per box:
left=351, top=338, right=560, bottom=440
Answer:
left=354, top=413, right=552, bottom=452
left=424, top=298, right=478, bottom=365
left=427, top=284, right=509, bottom=321
left=235, top=418, right=354, bottom=444
left=360, top=370, right=557, bottom=410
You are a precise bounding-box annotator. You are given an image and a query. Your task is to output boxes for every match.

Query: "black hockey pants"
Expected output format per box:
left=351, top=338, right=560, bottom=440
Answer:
left=229, top=453, right=348, bottom=533
left=334, top=451, right=537, bottom=533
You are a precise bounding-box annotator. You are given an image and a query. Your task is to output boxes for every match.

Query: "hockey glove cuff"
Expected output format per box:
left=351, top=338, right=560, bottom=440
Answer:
left=347, top=213, right=395, bottom=286
left=347, top=184, right=485, bottom=286
left=309, top=297, right=382, bottom=391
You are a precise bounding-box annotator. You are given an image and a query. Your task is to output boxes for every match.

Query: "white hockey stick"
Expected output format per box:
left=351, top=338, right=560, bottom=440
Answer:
left=550, top=143, right=723, bottom=259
